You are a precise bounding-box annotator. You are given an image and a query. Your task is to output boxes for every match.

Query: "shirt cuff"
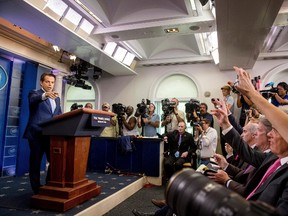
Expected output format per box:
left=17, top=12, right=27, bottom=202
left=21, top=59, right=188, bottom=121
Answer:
left=42, top=92, right=46, bottom=100
left=222, top=125, right=233, bottom=135
left=225, top=179, right=232, bottom=188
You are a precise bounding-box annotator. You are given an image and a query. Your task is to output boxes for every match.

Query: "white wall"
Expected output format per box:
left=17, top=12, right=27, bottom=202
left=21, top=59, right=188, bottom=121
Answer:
left=97, top=63, right=235, bottom=109
left=96, top=59, right=288, bottom=111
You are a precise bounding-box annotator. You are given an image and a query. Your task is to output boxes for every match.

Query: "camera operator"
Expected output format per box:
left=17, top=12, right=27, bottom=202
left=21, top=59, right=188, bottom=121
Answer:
left=190, top=102, right=214, bottom=128
left=271, top=82, right=288, bottom=107
left=122, top=105, right=139, bottom=136
left=137, top=103, right=160, bottom=137
left=161, top=98, right=185, bottom=133
left=100, top=102, right=118, bottom=137
left=194, top=118, right=218, bottom=166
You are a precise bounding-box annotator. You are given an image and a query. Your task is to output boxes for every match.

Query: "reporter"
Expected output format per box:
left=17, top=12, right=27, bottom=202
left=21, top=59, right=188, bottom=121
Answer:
left=211, top=99, right=288, bottom=215
left=233, top=66, right=288, bottom=143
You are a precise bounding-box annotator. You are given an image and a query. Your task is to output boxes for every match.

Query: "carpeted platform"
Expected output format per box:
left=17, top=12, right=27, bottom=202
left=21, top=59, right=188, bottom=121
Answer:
left=0, top=171, right=141, bottom=216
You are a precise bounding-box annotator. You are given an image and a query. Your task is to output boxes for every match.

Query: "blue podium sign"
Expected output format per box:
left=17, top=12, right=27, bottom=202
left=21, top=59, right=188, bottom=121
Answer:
left=0, top=65, right=8, bottom=91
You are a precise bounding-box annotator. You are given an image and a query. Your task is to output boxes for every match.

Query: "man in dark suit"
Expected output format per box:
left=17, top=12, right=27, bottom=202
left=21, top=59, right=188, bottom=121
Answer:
left=209, top=121, right=259, bottom=194
left=163, top=121, right=197, bottom=179
left=23, top=72, right=62, bottom=194
left=211, top=99, right=288, bottom=215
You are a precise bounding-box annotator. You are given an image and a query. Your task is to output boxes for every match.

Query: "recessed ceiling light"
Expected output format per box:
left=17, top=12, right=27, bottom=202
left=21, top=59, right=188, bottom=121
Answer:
left=164, top=28, right=179, bottom=33
left=190, top=26, right=200, bottom=31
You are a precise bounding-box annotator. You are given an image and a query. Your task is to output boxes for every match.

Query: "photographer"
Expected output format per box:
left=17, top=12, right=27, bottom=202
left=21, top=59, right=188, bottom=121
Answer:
left=137, top=103, right=160, bottom=137
left=244, top=107, right=261, bottom=125
left=122, top=105, right=139, bottom=136
left=189, top=102, right=214, bottom=128
left=100, top=102, right=118, bottom=137
left=271, top=82, right=288, bottom=107
left=194, top=118, right=217, bottom=166
left=161, top=98, right=185, bottom=133
left=236, top=93, right=253, bottom=127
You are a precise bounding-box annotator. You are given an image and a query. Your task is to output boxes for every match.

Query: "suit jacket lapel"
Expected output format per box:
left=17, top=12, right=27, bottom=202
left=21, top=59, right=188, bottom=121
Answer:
left=254, top=162, right=288, bottom=196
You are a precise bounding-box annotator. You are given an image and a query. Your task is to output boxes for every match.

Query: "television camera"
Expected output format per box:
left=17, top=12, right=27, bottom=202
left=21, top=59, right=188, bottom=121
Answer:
left=161, top=98, right=176, bottom=120
left=70, top=103, right=83, bottom=111
left=63, top=61, right=92, bottom=90
left=185, top=99, right=200, bottom=122
left=260, top=82, right=278, bottom=99
left=112, top=103, right=126, bottom=136
left=135, top=99, right=151, bottom=118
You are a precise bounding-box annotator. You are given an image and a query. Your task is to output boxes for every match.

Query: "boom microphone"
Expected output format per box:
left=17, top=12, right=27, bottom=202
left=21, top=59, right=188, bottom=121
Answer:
left=264, top=82, right=274, bottom=88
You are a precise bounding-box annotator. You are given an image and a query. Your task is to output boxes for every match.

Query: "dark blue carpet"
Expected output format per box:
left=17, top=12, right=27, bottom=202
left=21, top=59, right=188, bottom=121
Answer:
left=0, top=171, right=140, bottom=216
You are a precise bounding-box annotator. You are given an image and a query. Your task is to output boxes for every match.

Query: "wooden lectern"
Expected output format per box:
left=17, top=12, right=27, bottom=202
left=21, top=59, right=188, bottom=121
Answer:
left=31, top=108, right=114, bottom=212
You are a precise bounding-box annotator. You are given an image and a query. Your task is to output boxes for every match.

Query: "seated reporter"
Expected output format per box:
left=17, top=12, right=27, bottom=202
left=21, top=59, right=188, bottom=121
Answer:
left=211, top=99, right=288, bottom=215
left=233, top=66, right=288, bottom=143
left=163, top=121, right=197, bottom=180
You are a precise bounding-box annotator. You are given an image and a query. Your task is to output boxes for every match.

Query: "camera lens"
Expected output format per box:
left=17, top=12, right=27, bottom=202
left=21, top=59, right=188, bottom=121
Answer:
left=166, top=169, right=253, bottom=216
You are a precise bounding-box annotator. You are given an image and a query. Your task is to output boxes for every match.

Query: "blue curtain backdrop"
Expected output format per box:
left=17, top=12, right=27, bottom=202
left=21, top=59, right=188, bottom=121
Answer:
left=16, top=61, right=39, bottom=176
left=0, top=57, right=12, bottom=176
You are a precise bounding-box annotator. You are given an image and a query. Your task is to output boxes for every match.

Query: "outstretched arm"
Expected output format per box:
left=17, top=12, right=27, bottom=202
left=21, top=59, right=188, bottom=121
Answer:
left=233, top=66, right=288, bottom=143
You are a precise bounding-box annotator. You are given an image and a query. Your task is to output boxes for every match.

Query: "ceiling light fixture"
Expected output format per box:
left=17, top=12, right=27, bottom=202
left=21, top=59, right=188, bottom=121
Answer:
left=52, top=45, right=60, bottom=52
left=164, top=28, right=179, bottom=33
left=121, top=41, right=143, bottom=59
left=74, top=0, right=103, bottom=23
left=211, top=49, right=219, bottom=64
left=69, top=54, right=77, bottom=61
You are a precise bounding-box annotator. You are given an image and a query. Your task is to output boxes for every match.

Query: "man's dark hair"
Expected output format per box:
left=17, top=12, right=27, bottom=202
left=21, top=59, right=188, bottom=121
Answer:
left=201, top=118, right=211, bottom=126
left=40, top=72, right=56, bottom=82
left=200, top=103, right=208, bottom=110
left=277, top=82, right=288, bottom=91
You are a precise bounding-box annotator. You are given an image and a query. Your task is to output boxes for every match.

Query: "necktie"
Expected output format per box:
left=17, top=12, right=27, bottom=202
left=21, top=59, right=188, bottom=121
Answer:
left=178, top=134, right=182, bottom=146
left=48, top=98, right=56, bottom=113
left=246, top=159, right=281, bottom=200
left=243, top=164, right=254, bottom=174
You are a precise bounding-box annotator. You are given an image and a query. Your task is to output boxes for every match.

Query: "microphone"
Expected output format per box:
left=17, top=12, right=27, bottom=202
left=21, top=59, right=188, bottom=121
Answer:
left=264, top=81, right=274, bottom=88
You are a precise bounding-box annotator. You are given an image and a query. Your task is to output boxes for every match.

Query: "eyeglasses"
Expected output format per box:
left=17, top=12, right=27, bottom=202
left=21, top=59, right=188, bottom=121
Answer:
left=103, top=106, right=109, bottom=109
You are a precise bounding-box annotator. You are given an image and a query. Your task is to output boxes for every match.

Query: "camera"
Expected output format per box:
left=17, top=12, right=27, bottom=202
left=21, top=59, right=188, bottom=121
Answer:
left=70, top=103, right=83, bottom=111
left=161, top=98, right=176, bottom=120
left=229, top=80, right=240, bottom=94
left=185, top=99, right=200, bottom=122
left=135, top=99, right=151, bottom=118
left=166, top=169, right=277, bottom=216
left=260, top=87, right=278, bottom=100
left=112, top=103, right=126, bottom=116
left=112, top=103, right=126, bottom=136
